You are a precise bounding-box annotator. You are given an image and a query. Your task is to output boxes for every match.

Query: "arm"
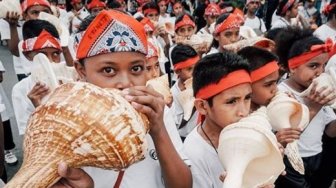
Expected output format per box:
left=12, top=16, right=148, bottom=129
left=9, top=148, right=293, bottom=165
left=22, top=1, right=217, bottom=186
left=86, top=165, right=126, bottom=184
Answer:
left=123, top=86, right=192, bottom=188
left=5, top=12, right=20, bottom=57
left=325, top=120, right=336, bottom=138
left=0, top=115, right=4, bottom=178
left=62, top=47, right=74, bottom=66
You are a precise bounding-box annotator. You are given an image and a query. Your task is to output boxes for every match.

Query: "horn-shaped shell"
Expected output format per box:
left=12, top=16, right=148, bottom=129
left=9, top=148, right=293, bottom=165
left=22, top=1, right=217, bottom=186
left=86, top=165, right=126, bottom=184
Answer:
left=266, top=92, right=310, bottom=174
left=146, top=74, right=172, bottom=105
left=177, top=78, right=195, bottom=121
left=5, top=82, right=149, bottom=188
left=0, top=0, right=21, bottom=19
left=218, top=107, right=285, bottom=188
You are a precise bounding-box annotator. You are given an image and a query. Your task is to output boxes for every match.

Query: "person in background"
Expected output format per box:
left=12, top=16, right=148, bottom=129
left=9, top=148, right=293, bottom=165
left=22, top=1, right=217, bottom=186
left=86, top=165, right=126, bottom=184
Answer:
left=86, top=0, right=106, bottom=16
left=197, top=3, right=220, bottom=35
left=244, top=0, right=266, bottom=35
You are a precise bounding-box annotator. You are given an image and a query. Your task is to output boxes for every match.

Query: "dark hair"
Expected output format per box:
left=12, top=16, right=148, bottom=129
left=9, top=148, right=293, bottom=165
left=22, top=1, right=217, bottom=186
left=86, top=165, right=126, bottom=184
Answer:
left=77, top=14, right=97, bottom=33
left=276, top=0, right=295, bottom=17
left=264, top=28, right=284, bottom=41
left=175, top=13, right=195, bottom=25
left=193, top=52, right=250, bottom=105
left=210, top=13, right=230, bottom=48
left=106, top=0, right=122, bottom=9
left=237, top=46, right=279, bottom=71
left=171, top=44, right=197, bottom=65
left=142, top=2, right=159, bottom=15
left=22, top=19, right=59, bottom=40
left=275, top=27, right=323, bottom=70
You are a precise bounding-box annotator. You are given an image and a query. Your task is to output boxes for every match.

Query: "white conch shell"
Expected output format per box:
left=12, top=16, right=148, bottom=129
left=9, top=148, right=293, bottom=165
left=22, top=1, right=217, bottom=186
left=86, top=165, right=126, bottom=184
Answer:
left=178, top=78, right=195, bottom=121
left=177, top=34, right=211, bottom=53
left=0, top=0, right=21, bottom=19
left=5, top=82, right=149, bottom=188
left=31, top=53, right=79, bottom=103
left=300, top=71, right=336, bottom=109
left=223, top=37, right=274, bottom=53
left=218, top=107, right=285, bottom=188
left=146, top=74, right=172, bottom=105
left=267, top=92, right=310, bottom=174
left=38, top=12, right=70, bottom=47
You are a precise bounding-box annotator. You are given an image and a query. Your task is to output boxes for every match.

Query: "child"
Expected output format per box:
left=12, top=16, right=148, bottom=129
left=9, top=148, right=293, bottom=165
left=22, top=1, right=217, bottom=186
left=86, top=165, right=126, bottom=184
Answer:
left=314, top=0, right=336, bottom=42
left=50, top=10, right=192, bottom=188
left=174, top=13, right=196, bottom=39
left=11, top=19, right=70, bottom=135
left=146, top=41, right=161, bottom=80
left=86, top=0, right=106, bottom=16
left=170, top=44, right=198, bottom=141
left=183, top=51, right=252, bottom=187
left=243, top=0, right=266, bottom=35
left=237, top=46, right=302, bottom=148
left=68, top=0, right=90, bottom=34
left=197, top=3, right=221, bottom=35
left=274, top=27, right=336, bottom=187
left=208, top=13, right=242, bottom=54
left=142, top=2, right=160, bottom=22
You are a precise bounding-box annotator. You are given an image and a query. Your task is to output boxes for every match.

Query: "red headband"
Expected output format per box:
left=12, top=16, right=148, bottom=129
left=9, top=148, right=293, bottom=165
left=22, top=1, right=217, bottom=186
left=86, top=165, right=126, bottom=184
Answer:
left=214, top=13, right=241, bottom=34
left=280, top=0, right=295, bottom=15
left=196, top=70, right=251, bottom=99
left=21, top=0, right=51, bottom=13
left=22, top=30, right=61, bottom=52
left=251, top=61, right=279, bottom=83
left=175, top=15, right=195, bottom=31
left=174, top=55, right=199, bottom=70
left=204, top=3, right=221, bottom=16
left=288, top=38, right=336, bottom=69
left=71, top=0, right=82, bottom=4
left=143, top=8, right=159, bottom=15
left=87, top=0, right=106, bottom=10
left=140, top=17, right=155, bottom=32
left=76, top=10, right=147, bottom=60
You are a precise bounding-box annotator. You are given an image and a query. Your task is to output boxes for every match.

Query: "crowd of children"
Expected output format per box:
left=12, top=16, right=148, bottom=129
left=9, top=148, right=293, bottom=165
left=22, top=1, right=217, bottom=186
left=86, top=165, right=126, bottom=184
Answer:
left=0, top=0, right=336, bottom=187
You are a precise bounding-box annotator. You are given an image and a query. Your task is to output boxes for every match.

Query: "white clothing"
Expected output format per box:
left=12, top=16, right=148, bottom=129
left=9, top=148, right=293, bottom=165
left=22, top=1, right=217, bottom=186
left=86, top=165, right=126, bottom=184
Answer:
left=0, top=21, right=31, bottom=75
left=68, top=8, right=90, bottom=34
left=171, top=82, right=197, bottom=137
left=197, top=27, right=211, bottom=35
left=184, top=127, right=224, bottom=188
left=314, top=24, right=336, bottom=42
left=244, top=16, right=267, bottom=33
left=84, top=106, right=190, bottom=188
left=0, top=61, right=14, bottom=122
left=0, top=93, right=5, bottom=114
left=271, top=17, right=291, bottom=29
left=12, top=76, right=35, bottom=135
left=278, top=82, right=336, bottom=157
left=205, top=47, right=219, bottom=56
left=158, top=13, right=171, bottom=24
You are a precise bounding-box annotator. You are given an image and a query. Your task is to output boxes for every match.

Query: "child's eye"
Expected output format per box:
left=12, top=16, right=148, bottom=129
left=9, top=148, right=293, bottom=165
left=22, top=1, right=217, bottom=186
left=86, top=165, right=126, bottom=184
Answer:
left=226, top=99, right=237, bottom=104
left=146, top=66, right=151, bottom=72
left=131, top=65, right=144, bottom=73
left=245, top=94, right=252, bottom=100
left=103, top=67, right=115, bottom=75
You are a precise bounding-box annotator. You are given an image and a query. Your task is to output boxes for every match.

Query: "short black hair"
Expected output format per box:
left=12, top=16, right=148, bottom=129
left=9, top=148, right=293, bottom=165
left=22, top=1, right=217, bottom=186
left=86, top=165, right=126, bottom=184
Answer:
left=275, top=27, right=323, bottom=70
left=22, top=19, right=59, bottom=40
left=264, top=28, right=284, bottom=41
left=193, top=52, right=250, bottom=105
left=237, top=46, right=279, bottom=71
left=142, top=2, right=159, bottom=15
left=106, top=0, right=122, bottom=9
left=171, top=44, right=198, bottom=65
left=77, top=14, right=97, bottom=33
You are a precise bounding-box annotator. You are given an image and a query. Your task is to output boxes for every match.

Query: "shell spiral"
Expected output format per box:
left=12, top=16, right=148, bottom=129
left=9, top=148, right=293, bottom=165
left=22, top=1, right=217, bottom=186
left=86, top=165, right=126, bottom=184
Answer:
left=5, top=82, right=149, bottom=188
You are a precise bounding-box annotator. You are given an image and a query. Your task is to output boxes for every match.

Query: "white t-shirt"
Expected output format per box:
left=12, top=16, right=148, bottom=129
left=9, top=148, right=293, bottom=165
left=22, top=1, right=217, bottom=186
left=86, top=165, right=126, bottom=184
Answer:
left=314, top=24, right=336, bottom=42
left=0, top=20, right=31, bottom=75
left=171, top=81, right=197, bottom=137
left=271, top=17, right=291, bottom=29
left=184, top=127, right=224, bottom=188
left=68, top=8, right=90, bottom=34
left=0, top=61, right=14, bottom=122
left=83, top=106, right=190, bottom=188
left=244, top=16, right=266, bottom=33
left=278, top=82, right=336, bottom=157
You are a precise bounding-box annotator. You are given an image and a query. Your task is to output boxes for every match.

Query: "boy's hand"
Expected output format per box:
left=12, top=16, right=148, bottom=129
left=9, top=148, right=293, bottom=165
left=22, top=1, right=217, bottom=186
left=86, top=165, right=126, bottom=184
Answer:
left=27, top=82, right=50, bottom=107
left=306, top=82, right=336, bottom=106
left=51, top=162, right=93, bottom=188
left=276, top=128, right=302, bottom=147
left=5, top=11, right=20, bottom=26
left=121, top=86, right=165, bottom=136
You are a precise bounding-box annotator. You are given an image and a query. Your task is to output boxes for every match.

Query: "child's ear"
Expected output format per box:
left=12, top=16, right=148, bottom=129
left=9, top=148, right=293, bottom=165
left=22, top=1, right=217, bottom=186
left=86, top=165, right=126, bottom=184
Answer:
left=74, top=60, right=87, bottom=80
left=194, top=98, right=208, bottom=116
left=214, top=33, right=219, bottom=41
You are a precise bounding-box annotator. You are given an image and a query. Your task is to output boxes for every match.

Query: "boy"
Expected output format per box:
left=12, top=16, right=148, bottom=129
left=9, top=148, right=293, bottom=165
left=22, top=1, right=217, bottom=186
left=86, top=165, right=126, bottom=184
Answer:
left=184, top=52, right=252, bottom=187
left=51, top=10, right=192, bottom=188
left=170, top=44, right=198, bottom=141
left=243, top=0, right=266, bottom=35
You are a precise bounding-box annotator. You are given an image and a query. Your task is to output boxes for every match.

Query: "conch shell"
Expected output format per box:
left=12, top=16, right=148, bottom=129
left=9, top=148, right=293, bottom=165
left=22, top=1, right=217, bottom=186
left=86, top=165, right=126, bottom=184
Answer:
left=5, top=82, right=149, bottom=188
left=218, top=107, right=285, bottom=188
left=31, top=53, right=79, bottom=102
left=223, top=37, right=275, bottom=53
left=146, top=74, right=172, bottom=105
left=267, top=92, right=310, bottom=174
left=299, top=70, right=336, bottom=109
left=177, top=78, right=195, bottom=121
left=175, top=34, right=212, bottom=53
left=0, top=0, right=21, bottom=19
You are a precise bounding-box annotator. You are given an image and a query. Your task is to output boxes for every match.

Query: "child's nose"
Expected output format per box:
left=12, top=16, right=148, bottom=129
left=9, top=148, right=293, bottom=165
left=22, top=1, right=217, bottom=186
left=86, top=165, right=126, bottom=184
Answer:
left=115, top=73, right=132, bottom=90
